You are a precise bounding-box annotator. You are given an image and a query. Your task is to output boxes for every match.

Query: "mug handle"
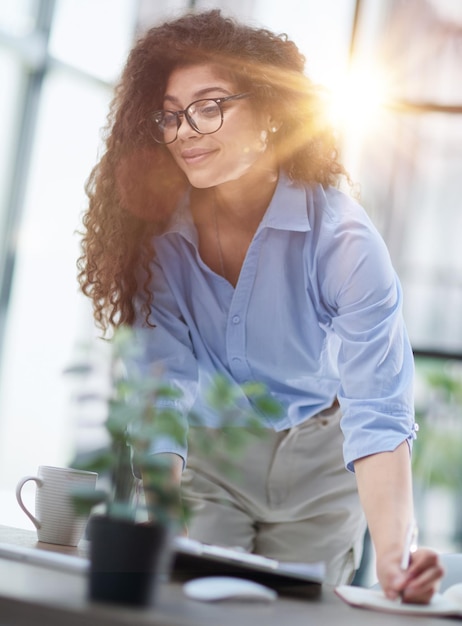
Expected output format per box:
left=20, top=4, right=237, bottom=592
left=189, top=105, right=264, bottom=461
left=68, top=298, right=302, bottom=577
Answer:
left=15, top=476, right=43, bottom=530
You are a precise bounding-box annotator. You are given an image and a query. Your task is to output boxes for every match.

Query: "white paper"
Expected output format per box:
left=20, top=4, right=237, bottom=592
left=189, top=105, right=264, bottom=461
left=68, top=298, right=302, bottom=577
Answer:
left=335, top=584, right=462, bottom=619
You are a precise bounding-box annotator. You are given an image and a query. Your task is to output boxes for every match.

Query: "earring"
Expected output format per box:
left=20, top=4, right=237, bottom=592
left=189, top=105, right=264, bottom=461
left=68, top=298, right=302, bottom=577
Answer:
left=270, top=126, right=278, bottom=133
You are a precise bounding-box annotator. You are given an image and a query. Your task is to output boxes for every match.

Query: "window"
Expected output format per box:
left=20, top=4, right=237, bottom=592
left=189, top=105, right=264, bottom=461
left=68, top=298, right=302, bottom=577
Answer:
left=0, top=0, right=138, bottom=525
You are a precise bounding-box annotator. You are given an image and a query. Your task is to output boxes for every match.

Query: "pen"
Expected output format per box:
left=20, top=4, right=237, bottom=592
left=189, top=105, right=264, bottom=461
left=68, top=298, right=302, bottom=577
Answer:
left=400, top=521, right=419, bottom=570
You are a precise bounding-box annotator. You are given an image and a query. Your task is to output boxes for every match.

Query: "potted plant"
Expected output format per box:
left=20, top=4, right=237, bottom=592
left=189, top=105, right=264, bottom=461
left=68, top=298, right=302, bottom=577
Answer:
left=412, top=356, right=462, bottom=550
left=66, top=325, right=281, bottom=606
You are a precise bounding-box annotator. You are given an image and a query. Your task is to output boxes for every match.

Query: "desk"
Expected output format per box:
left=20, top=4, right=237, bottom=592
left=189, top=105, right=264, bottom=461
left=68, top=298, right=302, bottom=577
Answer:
left=0, top=525, right=454, bottom=626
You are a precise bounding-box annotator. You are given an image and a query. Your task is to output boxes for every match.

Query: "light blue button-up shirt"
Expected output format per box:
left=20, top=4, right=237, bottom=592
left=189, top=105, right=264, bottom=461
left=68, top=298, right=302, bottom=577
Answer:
left=136, top=174, right=416, bottom=471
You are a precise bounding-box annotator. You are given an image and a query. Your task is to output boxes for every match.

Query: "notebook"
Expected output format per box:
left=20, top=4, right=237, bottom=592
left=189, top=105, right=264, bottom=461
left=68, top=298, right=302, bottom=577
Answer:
left=335, top=584, right=462, bottom=619
left=171, top=537, right=325, bottom=597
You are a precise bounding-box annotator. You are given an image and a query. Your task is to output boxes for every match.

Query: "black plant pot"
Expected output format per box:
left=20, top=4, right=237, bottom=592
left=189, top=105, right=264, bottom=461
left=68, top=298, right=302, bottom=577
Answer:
left=88, top=515, right=169, bottom=607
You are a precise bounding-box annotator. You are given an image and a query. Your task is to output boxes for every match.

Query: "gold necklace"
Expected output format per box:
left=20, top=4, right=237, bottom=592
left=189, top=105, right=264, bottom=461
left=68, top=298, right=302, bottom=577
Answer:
left=213, top=206, right=227, bottom=279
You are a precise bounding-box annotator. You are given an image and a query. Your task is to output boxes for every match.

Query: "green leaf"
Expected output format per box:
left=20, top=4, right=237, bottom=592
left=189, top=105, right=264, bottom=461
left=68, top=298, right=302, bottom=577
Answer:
left=106, top=500, right=137, bottom=522
left=70, top=449, right=114, bottom=474
left=241, top=381, right=266, bottom=397
left=253, top=395, right=283, bottom=418
left=71, top=488, right=108, bottom=516
left=155, top=385, right=183, bottom=400
left=205, top=374, right=235, bottom=409
left=133, top=453, right=173, bottom=473
left=105, top=405, right=133, bottom=437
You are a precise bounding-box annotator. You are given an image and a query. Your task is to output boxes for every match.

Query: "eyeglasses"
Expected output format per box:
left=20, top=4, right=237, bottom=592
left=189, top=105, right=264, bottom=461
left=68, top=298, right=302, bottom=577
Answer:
left=151, top=93, right=251, bottom=144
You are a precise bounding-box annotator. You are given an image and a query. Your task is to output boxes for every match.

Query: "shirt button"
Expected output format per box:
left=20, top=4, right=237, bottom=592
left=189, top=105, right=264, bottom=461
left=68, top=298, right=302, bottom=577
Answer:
left=232, top=315, right=240, bottom=324
left=232, top=357, right=241, bottom=363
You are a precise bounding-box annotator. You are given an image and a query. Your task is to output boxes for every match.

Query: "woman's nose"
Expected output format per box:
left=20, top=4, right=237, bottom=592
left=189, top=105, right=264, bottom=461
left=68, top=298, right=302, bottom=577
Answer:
left=176, top=114, right=199, bottom=139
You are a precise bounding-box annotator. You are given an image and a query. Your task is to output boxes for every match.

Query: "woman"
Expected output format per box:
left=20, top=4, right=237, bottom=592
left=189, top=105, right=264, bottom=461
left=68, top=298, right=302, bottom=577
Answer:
left=79, top=10, right=443, bottom=599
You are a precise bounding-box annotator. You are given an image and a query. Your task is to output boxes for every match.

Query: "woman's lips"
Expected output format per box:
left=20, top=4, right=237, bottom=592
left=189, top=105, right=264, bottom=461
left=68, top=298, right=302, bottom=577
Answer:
left=180, top=148, right=216, bottom=165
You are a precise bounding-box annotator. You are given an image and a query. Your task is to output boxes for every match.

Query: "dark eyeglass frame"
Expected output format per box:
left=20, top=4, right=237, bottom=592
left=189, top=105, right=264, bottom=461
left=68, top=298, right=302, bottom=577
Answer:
left=151, top=92, right=252, bottom=144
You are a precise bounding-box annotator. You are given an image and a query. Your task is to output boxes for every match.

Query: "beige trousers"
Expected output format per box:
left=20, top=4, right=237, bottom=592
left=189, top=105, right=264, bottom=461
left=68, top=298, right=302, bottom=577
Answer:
left=181, top=403, right=367, bottom=586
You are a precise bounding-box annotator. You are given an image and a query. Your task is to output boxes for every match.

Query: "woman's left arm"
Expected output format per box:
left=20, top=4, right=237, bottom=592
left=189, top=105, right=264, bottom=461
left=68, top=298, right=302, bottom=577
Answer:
left=354, top=441, right=444, bottom=603
left=319, top=192, right=444, bottom=600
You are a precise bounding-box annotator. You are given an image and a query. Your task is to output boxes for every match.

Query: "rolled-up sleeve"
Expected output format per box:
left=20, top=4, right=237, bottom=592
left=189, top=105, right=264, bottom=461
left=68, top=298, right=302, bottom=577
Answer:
left=322, top=206, right=416, bottom=472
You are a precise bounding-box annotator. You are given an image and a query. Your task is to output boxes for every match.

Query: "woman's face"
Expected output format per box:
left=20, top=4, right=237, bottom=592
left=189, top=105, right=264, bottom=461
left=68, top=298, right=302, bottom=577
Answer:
left=162, top=64, right=273, bottom=189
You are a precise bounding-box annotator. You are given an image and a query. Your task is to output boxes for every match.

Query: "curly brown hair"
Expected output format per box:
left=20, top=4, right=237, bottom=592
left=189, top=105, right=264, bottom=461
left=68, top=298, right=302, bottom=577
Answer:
left=78, top=9, right=347, bottom=332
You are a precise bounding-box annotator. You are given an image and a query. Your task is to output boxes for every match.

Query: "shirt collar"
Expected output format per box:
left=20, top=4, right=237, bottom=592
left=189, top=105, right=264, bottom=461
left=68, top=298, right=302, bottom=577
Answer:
left=259, top=172, right=311, bottom=233
left=159, top=172, right=311, bottom=244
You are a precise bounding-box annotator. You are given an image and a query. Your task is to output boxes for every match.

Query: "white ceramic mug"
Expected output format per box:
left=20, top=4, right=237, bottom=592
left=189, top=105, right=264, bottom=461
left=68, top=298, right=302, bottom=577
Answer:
left=15, top=465, right=98, bottom=546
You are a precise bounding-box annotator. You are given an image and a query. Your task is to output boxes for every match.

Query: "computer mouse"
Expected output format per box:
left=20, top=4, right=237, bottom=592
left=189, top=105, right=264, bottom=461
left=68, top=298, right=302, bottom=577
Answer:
left=183, top=576, right=278, bottom=602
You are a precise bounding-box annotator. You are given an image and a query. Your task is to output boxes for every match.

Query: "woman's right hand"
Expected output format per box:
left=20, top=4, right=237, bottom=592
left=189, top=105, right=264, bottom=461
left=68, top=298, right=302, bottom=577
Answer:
left=377, top=547, right=444, bottom=604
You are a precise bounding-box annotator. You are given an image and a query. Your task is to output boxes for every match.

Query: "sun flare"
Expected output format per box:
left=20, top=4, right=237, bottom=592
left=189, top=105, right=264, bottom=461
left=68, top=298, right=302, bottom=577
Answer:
left=327, top=60, right=392, bottom=137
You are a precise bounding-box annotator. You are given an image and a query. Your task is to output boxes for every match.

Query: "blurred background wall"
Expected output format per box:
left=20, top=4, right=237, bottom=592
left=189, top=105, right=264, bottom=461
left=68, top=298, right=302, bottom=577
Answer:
left=0, top=0, right=461, bottom=569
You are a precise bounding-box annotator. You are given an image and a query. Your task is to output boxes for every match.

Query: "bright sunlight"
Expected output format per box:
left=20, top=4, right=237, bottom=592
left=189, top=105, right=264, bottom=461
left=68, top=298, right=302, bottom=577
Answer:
left=327, top=60, right=392, bottom=138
